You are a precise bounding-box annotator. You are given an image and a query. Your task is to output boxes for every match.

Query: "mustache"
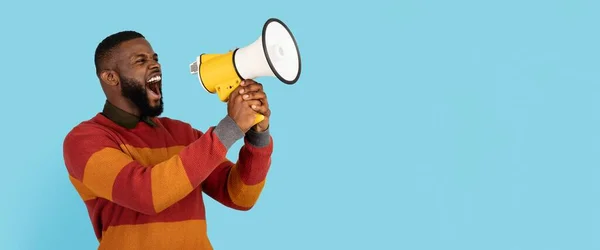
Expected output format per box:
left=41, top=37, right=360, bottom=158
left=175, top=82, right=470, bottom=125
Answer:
left=148, top=69, right=161, bottom=76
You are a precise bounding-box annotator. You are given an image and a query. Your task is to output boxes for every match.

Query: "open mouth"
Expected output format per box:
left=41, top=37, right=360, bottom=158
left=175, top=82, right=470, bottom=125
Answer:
left=147, top=75, right=162, bottom=98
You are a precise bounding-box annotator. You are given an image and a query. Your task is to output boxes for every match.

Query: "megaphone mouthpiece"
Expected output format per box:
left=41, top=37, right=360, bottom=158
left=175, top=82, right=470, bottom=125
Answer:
left=189, top=58, right=200, bottom=75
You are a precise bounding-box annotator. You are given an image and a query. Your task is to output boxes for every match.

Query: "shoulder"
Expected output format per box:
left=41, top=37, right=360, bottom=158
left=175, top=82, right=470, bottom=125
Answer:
left=63, top=116, right=118, bottom=152
left=62, top=116, right=129, bottom=179
left=62, top=116, right=120, bottom=170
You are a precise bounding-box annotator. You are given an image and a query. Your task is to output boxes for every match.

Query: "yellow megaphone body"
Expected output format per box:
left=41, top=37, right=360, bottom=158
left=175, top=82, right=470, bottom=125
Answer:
left=189, top=18, right=301, bottom=125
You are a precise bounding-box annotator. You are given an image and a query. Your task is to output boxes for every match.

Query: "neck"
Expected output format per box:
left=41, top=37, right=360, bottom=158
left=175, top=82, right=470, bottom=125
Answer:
left=107, top=97, right=140, bottom=117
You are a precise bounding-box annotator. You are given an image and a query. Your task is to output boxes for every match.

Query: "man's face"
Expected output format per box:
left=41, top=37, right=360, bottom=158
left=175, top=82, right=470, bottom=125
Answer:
left=115, top=38, right=163, bottom=117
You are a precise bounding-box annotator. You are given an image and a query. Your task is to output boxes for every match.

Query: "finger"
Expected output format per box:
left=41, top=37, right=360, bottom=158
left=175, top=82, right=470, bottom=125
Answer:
left=255, top=106, right=271, bottom=117
left=242, top=99, right=269, bottom=115
left=242, top=91, right=266, bottom=101
left=240, top=79, right=257, bottom=87
left=238, top=82, right=263, bottom=94
left=253, top=105, right=270, bottom=116
left=250, top=94, right=268, bottom=113
left=232, top=90, right=245, bottom=104
left=244, top=100, right=263, bottom=109
left=258, top=94, right=268, bottom=106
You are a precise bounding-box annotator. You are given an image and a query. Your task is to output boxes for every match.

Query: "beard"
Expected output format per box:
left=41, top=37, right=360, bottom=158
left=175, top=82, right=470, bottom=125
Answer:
left=120, top=76, right=164, bottom=117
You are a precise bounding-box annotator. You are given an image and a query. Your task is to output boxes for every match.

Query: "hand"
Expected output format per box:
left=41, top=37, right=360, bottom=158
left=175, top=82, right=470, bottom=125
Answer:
left=237, top=79, right=271, bottom=132
left=227, top=81, right=261, bottom=133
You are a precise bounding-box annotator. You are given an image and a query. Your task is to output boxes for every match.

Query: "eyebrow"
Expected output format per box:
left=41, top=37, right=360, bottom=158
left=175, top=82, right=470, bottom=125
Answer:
left=130, top=53, right=159, bottom=61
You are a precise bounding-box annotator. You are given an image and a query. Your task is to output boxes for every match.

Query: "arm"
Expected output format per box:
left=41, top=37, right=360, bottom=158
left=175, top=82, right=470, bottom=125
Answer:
left=63, top=116, right=244, bottom=215
left=201, top=121, right=273, bottom=211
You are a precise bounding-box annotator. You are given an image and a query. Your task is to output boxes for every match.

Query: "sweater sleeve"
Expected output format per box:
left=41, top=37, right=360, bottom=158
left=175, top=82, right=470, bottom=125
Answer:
left=201, top=122, right=273, bottom=211
left=63, top=117, right=244, bottom=215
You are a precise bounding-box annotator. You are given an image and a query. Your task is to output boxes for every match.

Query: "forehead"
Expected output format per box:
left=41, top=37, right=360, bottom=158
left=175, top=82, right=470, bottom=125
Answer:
left=116, top=38, right=155, bottom=58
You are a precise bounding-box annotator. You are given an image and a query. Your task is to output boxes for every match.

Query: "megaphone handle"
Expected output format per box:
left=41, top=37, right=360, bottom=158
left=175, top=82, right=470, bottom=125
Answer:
left=254, top=113, right=265, bottom=125
left=215, top=81, right=239, bottom=102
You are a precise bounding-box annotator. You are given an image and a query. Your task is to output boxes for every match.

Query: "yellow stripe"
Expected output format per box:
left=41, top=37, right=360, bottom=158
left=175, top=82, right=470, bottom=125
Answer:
left=227, top=164, right=266, bottom=207
left=99, top=220, right=212, bottom=250
left=82, top=147, right=133, bottom=201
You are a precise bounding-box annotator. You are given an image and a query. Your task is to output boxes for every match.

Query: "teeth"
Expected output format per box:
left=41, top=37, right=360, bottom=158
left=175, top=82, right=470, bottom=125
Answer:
left=148, top=75, right=161, bottom=83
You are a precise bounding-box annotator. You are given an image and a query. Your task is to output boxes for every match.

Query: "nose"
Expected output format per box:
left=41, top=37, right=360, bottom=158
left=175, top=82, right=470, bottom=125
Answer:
left=149, top=59, right=161, bottom=71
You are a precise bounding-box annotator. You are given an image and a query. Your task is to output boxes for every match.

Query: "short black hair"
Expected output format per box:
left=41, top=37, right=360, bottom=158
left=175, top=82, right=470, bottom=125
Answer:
left=94, top=30, right=145, bottom=75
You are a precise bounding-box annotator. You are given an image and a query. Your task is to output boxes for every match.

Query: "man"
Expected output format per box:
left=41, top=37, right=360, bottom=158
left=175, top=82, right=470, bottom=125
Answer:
left=62, top=31, right=273, bottom=249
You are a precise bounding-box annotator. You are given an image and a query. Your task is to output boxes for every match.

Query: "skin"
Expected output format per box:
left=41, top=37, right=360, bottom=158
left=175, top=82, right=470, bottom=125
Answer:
left=231, top=79, right=271, bottom=132
left=97, top=37, right=271, bottom=132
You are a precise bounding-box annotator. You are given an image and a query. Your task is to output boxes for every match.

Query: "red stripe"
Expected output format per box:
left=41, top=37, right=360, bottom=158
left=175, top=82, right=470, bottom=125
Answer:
left=156, top=117, right=202, bottom=145
left=236, top=138, right=273, bottom=185
left=63, top=123, right=108, bottom=180
left=110, top=161, right=155, bottom=214
left=200, top=137, right=273, bottom=210
left=91, top=115, right=200, bottom=148
left=201, top=162, right=250, bottom=210
left=84, top=199, right=102, bottom=240
left=178, top=126, right=228, bottom=188
left=99, top=189, right=206, bottom=228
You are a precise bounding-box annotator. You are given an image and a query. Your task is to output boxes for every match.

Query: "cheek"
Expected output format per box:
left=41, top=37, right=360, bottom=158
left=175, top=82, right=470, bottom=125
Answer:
left=124, top=71, right=147, bottom=86
left=138, top=73, right=148, bottom=86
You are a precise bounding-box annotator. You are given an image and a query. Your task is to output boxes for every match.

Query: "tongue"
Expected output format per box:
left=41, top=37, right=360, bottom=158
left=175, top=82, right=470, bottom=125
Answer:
left=148, top=84, right=161, bottom=98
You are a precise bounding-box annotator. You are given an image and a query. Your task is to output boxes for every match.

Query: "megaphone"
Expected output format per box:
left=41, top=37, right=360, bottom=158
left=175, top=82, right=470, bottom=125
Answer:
left=189, top=18, right=301, bottom=125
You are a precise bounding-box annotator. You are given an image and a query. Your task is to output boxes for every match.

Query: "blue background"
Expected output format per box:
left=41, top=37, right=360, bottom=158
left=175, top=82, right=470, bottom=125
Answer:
left=1, top=0, right=599, bottom=249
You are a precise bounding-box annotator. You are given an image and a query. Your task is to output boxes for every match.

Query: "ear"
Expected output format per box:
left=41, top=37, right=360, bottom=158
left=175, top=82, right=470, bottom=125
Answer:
left=100, top=70, right=120, bottom=86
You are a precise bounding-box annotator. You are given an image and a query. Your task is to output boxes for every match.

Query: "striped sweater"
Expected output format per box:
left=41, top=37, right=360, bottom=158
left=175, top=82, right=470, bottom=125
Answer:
left=62, top=101, right=273, bottom=249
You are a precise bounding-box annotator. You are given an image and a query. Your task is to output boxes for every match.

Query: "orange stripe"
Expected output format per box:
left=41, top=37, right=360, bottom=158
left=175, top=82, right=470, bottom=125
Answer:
left=82, top=147, right=133, bottom=201
left=118, top=144, right=192, bottom=212
left=99, top=220, right=213, bottom=250
left=227, top=164, right=266, bottom=208
left=118, top=144, right=185, bottom=166
left=69, top=175, right=96, bottom=201
left=151, top=155, right=193, bottom=212
left=83, top=144, right=194, bottom=211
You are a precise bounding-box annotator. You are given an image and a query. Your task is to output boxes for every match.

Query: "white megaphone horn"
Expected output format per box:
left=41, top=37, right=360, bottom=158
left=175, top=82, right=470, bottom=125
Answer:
left=189, top=18, right=302, bottom=125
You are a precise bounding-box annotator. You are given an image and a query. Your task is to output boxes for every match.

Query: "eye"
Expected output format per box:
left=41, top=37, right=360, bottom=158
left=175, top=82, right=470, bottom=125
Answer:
left=136, top=58, right=146, bottom=64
